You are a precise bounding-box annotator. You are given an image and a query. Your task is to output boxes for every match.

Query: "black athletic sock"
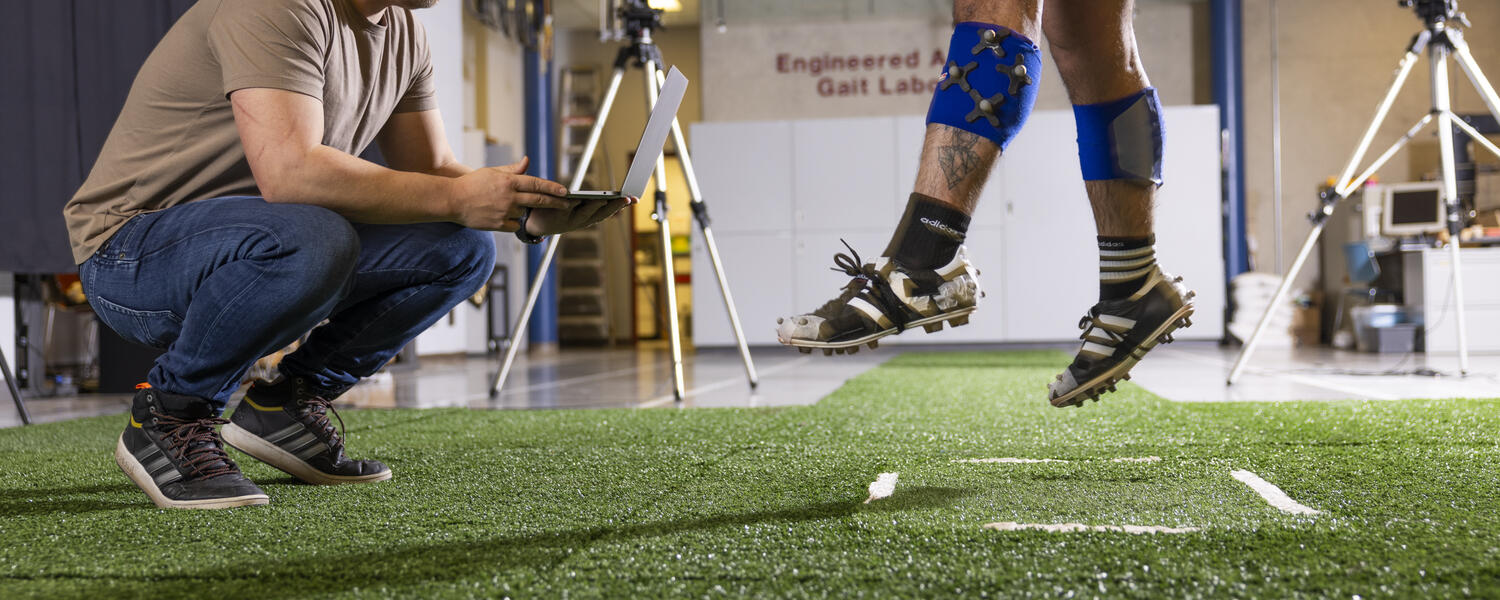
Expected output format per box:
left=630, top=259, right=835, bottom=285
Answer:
left=1098, top=235, right=1155, bottom=300
left=882, top=193, right=971, bottom=270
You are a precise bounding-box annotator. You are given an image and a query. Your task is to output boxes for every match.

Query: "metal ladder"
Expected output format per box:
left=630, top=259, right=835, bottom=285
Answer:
left=556, top=66, right=614, bottom=345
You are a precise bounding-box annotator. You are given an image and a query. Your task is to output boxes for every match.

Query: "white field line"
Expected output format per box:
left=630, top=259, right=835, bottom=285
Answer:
left=952, top=456, right=1161, bottom=464
left=955, top=457, right=1068, bottom=464
left=983, top=522, right=1201, bottom=534
left=865, top=472, right=898, bottom=503
left=1231, top=470, right=1321, bottom=515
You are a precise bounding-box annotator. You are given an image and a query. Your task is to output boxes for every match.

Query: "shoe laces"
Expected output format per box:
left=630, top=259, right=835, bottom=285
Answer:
left=1075, top=310, right=1131, bottom=356
left=152, top=412, right=238, bottom=479
left=815, top=240, right=912, bottom=330
left=296, top=396, right=347, bottom=455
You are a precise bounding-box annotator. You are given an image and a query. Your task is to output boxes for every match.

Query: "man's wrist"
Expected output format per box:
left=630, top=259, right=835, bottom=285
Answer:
left=435, top=175, right=463, bottom=222
left=515, top=208, right=544, bottom=244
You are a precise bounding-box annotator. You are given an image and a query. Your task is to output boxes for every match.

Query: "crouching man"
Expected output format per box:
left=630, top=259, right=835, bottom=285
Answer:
left=64, top=0, right=631, bottom=508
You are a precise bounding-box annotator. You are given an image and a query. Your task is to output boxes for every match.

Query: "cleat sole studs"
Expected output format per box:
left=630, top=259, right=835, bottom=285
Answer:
left=822, top=348, right=834, bottom=356
left=923, top=322, right=944, bottom=333
left=846, top=346, right=859, bottom=354
left=798, top=347, right=813, bottom=354
left=948, top=315, right=970, bottom=327
left=868, top=341, right=879, bottom=349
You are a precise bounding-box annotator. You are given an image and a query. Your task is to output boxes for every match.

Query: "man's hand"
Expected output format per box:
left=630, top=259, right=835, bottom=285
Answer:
left=525, top=195, right=637, bottom=237
left=449, top=157, right=576, bottom=232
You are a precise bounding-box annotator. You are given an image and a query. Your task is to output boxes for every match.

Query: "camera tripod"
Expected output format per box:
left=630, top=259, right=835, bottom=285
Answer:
left=490, top=1, right=759, bottom=401
left=2, top=346, right=29, bottom=425
left=1228, top=0, right=1499, bottom=384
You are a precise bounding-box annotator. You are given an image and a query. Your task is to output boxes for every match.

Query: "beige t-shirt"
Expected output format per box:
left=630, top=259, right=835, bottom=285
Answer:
left=63, top=0, right=436, bottom=264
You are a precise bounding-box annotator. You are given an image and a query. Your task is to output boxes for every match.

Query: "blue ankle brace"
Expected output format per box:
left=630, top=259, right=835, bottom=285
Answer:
left=925, top=22, right=1041, bottom=150
left=1072, top=87, right=1165, bottom=186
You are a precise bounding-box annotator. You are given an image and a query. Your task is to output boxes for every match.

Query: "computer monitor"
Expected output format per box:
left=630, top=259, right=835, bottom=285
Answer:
left=1380, top=181, right=1446, bottom=237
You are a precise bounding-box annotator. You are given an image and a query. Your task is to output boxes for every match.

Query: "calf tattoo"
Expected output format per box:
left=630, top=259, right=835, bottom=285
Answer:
left=937, top=130, right=983, bottom=190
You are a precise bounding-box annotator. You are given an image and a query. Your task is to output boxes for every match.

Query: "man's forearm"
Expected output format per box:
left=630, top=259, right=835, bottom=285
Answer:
left=427, top=158, right=473, bottom=179
left=260, top=145, right=459, bottom=224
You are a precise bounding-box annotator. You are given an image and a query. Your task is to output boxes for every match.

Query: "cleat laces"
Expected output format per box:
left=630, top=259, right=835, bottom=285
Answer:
left=813, top=240, right=914, bottom=331
left=1076, top=311, right=1130, bottom=360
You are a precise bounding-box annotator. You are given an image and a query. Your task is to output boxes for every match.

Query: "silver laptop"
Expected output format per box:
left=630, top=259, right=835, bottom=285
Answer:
left=567, top=66, right=688, bottom=200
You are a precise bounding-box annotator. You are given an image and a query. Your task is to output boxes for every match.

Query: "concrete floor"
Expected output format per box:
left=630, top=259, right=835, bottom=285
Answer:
left=3, top=341, right=1499, bottom=428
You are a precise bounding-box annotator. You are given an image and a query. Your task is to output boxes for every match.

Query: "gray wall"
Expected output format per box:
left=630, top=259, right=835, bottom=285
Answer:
left=1242, top=0, right=1500, bottom=288
left=697, top=1, right=1209, bottom=121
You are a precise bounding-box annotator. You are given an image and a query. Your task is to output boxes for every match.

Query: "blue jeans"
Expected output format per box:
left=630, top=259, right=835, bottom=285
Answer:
left=80, top=197, right=496, bottom=411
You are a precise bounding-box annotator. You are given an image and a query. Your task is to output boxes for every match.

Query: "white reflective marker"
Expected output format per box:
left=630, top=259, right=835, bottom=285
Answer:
left=865, top=472, right=898, bottom=503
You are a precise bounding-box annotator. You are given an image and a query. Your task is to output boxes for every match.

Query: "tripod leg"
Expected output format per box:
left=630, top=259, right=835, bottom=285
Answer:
left=1229, top=114, right=1431, bottom=384
left=1431, top=44, right=1470, bottom=375
left=1, top=346, right=30, bottom=425
left=1343, top=114, right=1435, bottom=197
left=490, top=65, right=631, bottom=398
left=1450, top=35, right=1500, bottom=129
left=1226, top=217, right=1328, bottom=385
left=653, top=69, right=760, bottom=389
left=642, top=61, right=686, bottom=402
left=490, top=236, right=562, bottom=397
left=1451, top=117, right=1500, bottom=166
left=1228, top=41, right=1427, bottom=385
left=567, top=67, right=628, bottom=191
left=1333, top=46, right=1425, bottom=190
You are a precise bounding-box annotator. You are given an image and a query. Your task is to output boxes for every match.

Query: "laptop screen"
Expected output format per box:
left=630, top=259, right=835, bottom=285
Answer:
left=619, top=67, right=688, bottom=198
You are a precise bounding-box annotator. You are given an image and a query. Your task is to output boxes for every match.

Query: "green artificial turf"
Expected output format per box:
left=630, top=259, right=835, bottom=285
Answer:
left=2, top=350, right=1499, bottom=598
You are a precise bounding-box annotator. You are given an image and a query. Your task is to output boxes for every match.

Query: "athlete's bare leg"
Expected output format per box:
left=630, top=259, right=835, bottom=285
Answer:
left=1044, top=0, right=1153, bottom=236
left=1043, top=0, right=1196, bottom=408
left=912, top=0, right=1040, bottom=214
left=775, top=0, right=1040, bottom=353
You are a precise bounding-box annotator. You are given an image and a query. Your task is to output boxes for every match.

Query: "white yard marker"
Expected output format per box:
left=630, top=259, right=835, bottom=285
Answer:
left=952, top=456, right=1161, bottom=464
left=865, top=472, right=898, bottom=503
left=983, top=522, right=1200, bottom=534
left=953, top=457, right=1070, bottom=464
left=1231, top=470, right=1321, bottom=515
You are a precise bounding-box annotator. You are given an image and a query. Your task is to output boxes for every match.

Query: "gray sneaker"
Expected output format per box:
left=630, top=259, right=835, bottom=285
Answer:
left=776, top=241, right=982, bottom=354
left=1048, top=267, right=1195, bottom=407
left=223, top=376, right=390, bottom=485
left=115, top=385, right=269, bottom=509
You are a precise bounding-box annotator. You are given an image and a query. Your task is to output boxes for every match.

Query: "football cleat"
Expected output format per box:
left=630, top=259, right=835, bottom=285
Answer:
left=1049, top=267, right=1195, bottom=408
left=777, top=241, right=981, bottom=351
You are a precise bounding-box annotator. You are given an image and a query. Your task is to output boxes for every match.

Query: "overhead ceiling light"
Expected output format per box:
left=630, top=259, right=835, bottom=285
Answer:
left=647, top=0, right=682, bottom=12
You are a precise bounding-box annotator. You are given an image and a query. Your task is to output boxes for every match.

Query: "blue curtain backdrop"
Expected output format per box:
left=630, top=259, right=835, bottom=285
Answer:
left=0, top=0, right=196, bottom=272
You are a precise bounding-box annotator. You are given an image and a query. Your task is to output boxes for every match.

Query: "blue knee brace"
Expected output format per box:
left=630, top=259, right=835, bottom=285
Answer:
left=925, top=22, right=1041, bottom=150
left=1073, top=87, right=1165, bottom=186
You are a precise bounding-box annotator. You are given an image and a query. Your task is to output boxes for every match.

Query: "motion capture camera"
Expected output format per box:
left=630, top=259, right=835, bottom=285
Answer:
left=617, top=0, right=664, bottom=39
left=1399, top=0, right=1460, bottom=25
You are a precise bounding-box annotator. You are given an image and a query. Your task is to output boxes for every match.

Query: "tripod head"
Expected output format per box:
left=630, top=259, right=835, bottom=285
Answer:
left=617, top=0, right=664, bottom=41
left=1400, top=0, right=1463, bottom=27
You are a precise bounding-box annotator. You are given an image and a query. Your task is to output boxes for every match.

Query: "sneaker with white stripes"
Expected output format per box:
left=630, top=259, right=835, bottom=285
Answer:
left=223, top=375, right=390, bottom=485
left=1048, top=267, right=1196, bottom=407
left=775, top=241, right=982, bottom=354
left=115, top=385, right=269, bottom=509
